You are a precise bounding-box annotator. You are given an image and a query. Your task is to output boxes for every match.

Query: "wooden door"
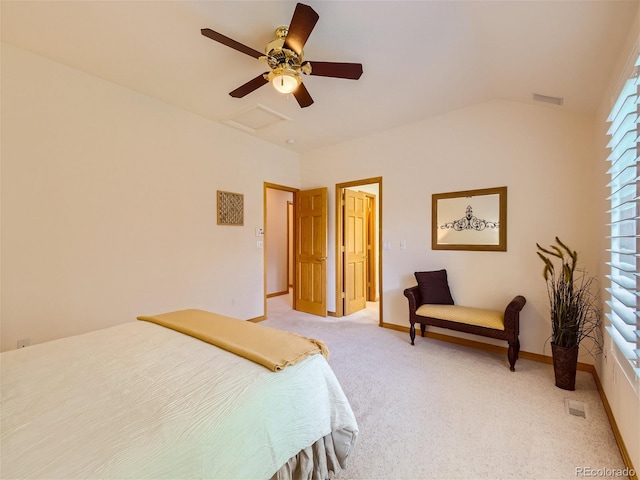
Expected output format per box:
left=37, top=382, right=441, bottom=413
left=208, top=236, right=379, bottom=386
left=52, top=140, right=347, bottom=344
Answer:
left=294, top=188, right=328, bottom=316
left=344, top=189, right=367, bottom=315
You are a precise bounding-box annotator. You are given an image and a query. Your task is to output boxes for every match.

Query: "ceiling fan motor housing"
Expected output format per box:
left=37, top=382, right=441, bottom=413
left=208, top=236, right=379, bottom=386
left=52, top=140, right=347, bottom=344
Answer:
left=263, top=26, right=305, bottom=71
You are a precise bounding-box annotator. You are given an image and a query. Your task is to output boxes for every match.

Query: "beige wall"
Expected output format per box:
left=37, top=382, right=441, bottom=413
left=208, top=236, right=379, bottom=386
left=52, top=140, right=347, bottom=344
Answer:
left=1, top=44, right=300, bottom=351
left=301, top=99, right=599, bottom=359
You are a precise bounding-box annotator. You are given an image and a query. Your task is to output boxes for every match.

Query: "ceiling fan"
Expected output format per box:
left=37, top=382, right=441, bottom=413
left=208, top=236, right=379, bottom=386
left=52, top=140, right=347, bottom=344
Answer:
left=201, top=3, right=363, bottom=108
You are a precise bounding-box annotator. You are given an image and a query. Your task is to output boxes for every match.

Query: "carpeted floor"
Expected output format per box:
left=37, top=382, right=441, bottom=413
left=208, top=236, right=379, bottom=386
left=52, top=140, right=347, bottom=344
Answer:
left=264, top=293, right=628, bottom=480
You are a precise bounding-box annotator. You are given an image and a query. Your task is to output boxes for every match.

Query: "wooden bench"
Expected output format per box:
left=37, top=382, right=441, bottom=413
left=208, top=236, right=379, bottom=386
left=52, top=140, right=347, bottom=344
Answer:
left=404, top=285, right=527, bottom=371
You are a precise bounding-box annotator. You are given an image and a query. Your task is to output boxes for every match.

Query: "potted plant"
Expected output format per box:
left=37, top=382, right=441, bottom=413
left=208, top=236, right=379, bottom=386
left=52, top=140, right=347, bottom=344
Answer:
left=536, top=237, right=602, bottom=390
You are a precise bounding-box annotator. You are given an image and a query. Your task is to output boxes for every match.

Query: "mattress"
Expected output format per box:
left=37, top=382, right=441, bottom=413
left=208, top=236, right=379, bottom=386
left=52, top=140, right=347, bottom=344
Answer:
left=0, top=321, right=358, bottom=479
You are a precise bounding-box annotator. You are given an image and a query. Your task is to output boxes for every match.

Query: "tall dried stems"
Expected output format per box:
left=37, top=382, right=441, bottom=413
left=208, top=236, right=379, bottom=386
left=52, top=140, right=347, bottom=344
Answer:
left=536, top=237, right=602, bottom=355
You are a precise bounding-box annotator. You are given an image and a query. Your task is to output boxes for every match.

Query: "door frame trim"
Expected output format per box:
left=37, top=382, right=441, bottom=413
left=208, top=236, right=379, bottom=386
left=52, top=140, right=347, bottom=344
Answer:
left=364, top=192, right=377, bottom=302
left=335, top=177, right=383, bottom=325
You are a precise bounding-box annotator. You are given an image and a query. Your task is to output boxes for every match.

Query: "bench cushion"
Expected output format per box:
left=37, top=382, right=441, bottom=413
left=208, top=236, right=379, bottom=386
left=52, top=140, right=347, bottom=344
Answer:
left=415, top=304, right=505, bottom=331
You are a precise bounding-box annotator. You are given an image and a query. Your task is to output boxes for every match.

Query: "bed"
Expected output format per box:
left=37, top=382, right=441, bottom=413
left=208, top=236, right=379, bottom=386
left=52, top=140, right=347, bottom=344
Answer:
left=0, top=310, right=358, bottom=479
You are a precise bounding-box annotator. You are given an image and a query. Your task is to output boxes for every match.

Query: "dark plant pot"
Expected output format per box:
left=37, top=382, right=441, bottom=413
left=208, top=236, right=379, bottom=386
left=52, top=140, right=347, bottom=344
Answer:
left=551, top=342, right=579, bottom=391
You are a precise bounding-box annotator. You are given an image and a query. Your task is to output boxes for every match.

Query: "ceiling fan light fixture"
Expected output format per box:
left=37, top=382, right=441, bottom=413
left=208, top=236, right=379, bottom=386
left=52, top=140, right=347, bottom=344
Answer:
left=201, top=2, right=363, bottom=108
left=267, top=66, right=301, bottom=94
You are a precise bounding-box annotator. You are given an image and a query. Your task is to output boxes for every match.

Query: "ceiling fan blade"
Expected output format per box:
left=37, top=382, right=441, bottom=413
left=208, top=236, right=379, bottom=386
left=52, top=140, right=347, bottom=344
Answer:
left=308, top=61, right=363, bottom=80
left=201, top=28, right=263, bottom=59
left=283, top=3, right=319, bottom=55
left=229, top=74, right=269, bottom=98
left=293, top=82, right=314, bottom=108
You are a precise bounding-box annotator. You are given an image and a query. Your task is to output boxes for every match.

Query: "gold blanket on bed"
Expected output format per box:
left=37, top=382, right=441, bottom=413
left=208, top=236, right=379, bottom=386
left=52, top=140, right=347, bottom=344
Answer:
left=137, top=309, right=329, bottom=372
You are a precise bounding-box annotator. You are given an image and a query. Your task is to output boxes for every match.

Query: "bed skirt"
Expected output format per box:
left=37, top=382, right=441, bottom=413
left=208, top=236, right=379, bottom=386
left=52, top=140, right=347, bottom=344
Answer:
left=272, top=427, right=358, bottom=480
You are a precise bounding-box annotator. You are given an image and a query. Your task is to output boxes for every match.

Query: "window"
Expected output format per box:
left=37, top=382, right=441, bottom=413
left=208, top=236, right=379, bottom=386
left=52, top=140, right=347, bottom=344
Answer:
left=606, top=51, right=640, bottom=382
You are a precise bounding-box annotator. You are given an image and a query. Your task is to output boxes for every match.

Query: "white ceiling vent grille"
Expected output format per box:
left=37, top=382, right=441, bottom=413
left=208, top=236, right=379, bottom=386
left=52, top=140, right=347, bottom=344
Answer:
left=532, top=93, right=564, bottom=106
left=223, top=104, right=292, bottom=134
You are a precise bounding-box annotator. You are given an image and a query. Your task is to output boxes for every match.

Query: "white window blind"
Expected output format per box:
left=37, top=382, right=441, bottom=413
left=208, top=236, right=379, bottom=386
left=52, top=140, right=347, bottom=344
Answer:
left=606, top=52, right=640, bottom=381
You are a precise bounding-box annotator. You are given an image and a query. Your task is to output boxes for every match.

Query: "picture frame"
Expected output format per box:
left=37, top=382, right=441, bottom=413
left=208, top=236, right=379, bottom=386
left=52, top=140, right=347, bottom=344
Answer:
left=217, top=190, right=244, bottom=226
left=432, top=186, right=507, bottom=251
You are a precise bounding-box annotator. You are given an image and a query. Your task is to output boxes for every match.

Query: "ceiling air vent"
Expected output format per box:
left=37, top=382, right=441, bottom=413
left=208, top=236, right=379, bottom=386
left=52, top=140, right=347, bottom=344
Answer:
left=223, top=104, right=291, bottom=134
left=532, top=93, right=564, bottom=106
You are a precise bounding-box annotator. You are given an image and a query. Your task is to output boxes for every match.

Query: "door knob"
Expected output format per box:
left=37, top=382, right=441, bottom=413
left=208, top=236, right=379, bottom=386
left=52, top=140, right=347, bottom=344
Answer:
left=316, top=257, right=327, bottom=261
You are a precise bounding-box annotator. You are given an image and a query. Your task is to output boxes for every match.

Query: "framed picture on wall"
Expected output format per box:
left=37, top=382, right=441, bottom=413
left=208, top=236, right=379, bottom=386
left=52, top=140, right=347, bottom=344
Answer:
left=217, top=190, right=244, bottom=226
left=432, top=186, right=507, bottom=251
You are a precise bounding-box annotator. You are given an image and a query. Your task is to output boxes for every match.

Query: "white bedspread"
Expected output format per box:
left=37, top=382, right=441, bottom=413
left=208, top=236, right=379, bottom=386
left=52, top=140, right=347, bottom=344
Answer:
left=0, top=321, right=358, bottom=479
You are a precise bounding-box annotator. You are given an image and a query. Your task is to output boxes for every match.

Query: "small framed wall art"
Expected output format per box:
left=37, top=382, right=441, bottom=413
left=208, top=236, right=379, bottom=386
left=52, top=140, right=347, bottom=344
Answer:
left=432, top=186, right=507, bottom=251
left=217, top=190, right=244, bottom=226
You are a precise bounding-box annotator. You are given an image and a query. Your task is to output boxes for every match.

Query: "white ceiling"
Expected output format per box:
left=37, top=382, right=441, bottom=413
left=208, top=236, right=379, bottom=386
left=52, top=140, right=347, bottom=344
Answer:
left=2, top=0, right=638, bottom=153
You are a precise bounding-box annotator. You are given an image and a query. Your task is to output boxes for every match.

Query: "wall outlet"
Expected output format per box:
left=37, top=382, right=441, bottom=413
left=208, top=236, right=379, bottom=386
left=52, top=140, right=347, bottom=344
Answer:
left=17, top=339, right=30, bottom=349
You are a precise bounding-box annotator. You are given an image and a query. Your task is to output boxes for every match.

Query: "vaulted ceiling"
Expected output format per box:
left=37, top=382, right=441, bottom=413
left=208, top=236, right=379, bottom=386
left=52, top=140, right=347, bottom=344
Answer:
left=2, top=1, right=638, bottom=153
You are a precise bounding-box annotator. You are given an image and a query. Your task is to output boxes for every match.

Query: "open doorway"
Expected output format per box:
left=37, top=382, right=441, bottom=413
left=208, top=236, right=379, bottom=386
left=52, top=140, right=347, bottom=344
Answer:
left=264, top=183, right=297, bottom=316
left=335, top=177, right=382, bottom=326
left=265, top=183, right=330, bottom=319
left=264, top=179, right=381, bottom=325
